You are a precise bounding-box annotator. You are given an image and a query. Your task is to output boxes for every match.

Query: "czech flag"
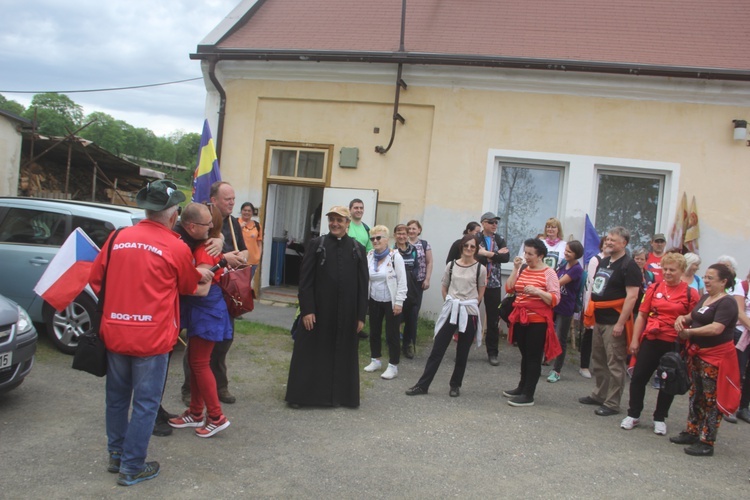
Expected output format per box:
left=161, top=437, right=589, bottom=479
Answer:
left=33, top=228, right=99, bottom=312
left=192, top=119, right=222, bottom=203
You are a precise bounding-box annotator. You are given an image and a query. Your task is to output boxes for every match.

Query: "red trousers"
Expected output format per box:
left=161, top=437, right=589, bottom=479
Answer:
left=188, top=336, right=222, bottom=419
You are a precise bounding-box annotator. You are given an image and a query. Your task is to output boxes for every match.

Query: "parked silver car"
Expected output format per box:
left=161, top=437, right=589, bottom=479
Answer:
left=0, top=198, right=145, bottom=354
left=0, top=293, right=38, bottom=393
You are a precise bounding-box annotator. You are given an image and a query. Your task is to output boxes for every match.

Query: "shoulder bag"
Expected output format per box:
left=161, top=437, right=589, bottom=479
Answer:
left=220, top=217, right=255, bottom=317
left=72, top=228, right=123, bottom=377
left=498, top=264, right=526, bottom=326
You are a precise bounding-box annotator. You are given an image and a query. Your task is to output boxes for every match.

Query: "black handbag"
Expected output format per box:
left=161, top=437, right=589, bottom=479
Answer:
left=498, top=265, right=525, bottom=326
left=72, top=228, right=122, bottom=377
left=655, top=342, right=690, bottom=396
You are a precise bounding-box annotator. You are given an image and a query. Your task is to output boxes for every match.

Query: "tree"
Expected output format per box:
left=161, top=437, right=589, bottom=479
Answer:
left=23, top=92, right=84, bottom=136
left=175, top=132, right=201, bottom=168
left=81, top=111, right=127, bottom=154
left=0, top=94, right=25, bottom=116
left=498, top=167, right=541, bottom=252
left=594, top=174, right=659, bottom=249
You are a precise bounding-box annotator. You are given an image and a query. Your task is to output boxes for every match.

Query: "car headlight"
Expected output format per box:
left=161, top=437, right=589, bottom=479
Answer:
left=16, top=306, right=33, bottom=334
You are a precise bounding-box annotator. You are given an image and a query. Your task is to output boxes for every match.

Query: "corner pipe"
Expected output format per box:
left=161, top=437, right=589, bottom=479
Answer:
left=374, top=64, right=407, bottom=154
left=207, top=57, right=227, bottom=161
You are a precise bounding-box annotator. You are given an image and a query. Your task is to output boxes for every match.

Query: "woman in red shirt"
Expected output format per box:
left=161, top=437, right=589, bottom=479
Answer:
left=622, top=253, right=699, bottom=436
left=502, top=238, right=561, bottom=407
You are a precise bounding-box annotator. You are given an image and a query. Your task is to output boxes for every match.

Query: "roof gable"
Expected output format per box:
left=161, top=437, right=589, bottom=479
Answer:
left=202, top=0, right=750, bottom=75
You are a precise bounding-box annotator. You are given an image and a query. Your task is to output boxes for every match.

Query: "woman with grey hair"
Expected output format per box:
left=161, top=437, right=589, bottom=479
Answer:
left=682, top=252, right=705, bottom=295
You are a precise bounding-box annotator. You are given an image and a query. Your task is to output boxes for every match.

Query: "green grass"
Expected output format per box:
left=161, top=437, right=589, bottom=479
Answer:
left=230, top=316, right=436, bottom=393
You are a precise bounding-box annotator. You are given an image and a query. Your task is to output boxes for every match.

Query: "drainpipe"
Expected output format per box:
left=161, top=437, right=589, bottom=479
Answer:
left=207, top=57, right=227, bottom=161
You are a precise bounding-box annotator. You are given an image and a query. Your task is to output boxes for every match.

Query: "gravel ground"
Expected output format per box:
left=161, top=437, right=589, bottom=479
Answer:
left=2, top=306, right=750, bottom=498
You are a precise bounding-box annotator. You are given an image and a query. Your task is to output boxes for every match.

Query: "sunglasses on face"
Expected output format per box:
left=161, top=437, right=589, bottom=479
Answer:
left=484, top=220, right=498, bottom=225
left=370, top=236, right=383, bottom=242
left=463, top=244, right=476, bottom=249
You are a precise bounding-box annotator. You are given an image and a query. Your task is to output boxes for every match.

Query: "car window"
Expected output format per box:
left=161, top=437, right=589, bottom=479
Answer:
left=71, top=216, right=116, bottom=249
left=0, top=208, right=68, bottom=246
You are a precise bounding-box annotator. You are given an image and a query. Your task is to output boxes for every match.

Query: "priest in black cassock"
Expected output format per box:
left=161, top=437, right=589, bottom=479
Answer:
left=285, top=205, right=369, bottom=408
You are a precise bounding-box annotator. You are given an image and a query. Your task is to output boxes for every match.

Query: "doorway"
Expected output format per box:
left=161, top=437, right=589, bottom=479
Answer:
left=260, top=183, right=324, bottom=300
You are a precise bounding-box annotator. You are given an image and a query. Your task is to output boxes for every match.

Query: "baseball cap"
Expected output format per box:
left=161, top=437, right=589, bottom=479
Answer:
left=481, top=211, right=500, bottom=222
left=136, top=180, right=185, bottom=211
left=652, top=233, right=666, bottom=242
left=326, top=206, right=351, bottom=220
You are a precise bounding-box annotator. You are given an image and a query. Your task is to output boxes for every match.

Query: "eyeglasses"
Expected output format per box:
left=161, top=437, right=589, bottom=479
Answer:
left=484, top=220, right=498, bottom=225
left=463, top=244, right=476, bottom=249
left=193, top=220, right=213, bottom=227
left=369, top=236, right=383, bottom=242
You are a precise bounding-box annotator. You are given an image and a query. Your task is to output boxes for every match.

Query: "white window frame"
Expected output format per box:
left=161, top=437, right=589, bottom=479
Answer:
left=484, top=149, right=680, bottom=267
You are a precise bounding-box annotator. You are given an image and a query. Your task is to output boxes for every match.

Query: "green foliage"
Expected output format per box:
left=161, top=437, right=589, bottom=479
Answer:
left=9, top=92, right=201, bottom=181
left=0, top=94, right=25, bottom=116
left=23, top=92, right=84, bottom=136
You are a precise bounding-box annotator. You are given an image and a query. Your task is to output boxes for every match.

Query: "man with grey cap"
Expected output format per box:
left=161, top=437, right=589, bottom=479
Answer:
left=89, top=180, right=211, bottom=486
left=645, top=232, right=667, bottom=283
left=285, top=205, right=368, bottom=408
left=475, top=211, right=510, bottom=366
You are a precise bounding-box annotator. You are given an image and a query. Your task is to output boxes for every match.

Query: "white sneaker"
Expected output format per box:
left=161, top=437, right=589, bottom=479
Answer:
left=653, top=421, right=667, bottom=435
left=381, top=363, right=398, bottom=380
left=620, top=416, right=640, bottom=430
left=578, top=368, right=592, bottom=379
left=364, top=359, right=382, bottom=372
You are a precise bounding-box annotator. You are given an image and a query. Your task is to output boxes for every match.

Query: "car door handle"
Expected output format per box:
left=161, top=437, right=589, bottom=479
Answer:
left=29, top=257, right=50, bottom=265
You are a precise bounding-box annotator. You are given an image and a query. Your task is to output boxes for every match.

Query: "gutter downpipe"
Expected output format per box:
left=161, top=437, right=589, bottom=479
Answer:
left=207, top=57, right=227, bottom=161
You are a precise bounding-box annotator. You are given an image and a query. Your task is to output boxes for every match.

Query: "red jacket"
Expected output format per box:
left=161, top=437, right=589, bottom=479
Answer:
left=687, top=341, right=741, bottom=416
left=89, top=220, right=201, bottom=356
left=508, top=300, right=562, bottom=361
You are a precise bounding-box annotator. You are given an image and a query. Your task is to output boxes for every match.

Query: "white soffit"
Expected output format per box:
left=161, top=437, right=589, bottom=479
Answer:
left=214, top=60, right=750, bottom=107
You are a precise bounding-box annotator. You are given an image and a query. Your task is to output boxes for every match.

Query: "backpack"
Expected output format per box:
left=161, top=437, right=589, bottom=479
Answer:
left=655, top=346, right=690, bottom=396
left=291, top=235, right=364, bottom=338
left=446, top=259, right=483, bottom=290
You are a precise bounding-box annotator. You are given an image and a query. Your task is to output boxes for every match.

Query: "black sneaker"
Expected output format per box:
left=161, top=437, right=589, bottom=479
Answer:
left=670, top=432, right=699, bottom=445
left=404, top=344, right=415, bottom=359
left=449, top=386, right=460, bottom=397
left=405, top=385, right=428, bottom=396
left=508, top=395, right=534, bottom=407
left=488, top=355, right=500, bottom=366
left=153, top=406, right=176, bottom=437
left=502, top=387, right=522, bottom=398
left=117, top=461, right=160, bottom=486
left=684, top=442, right=714, bottom=457
left=107, top=452, right=121, bottom=474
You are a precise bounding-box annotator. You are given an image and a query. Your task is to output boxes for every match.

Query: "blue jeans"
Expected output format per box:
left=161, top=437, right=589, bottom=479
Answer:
left=106, top=351, right=169, bottom=475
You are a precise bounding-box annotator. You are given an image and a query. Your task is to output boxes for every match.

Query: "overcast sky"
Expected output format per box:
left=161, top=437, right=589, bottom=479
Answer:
left=1, top=0, right=239, bottom=136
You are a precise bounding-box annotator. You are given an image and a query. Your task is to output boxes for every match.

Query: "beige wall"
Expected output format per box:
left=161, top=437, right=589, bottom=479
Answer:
left=0, top=118, right=23, bottom=197
left=212, top=71, right=750, bottom=314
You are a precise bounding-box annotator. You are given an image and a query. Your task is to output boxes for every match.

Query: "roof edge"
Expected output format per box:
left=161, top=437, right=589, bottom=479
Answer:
left=190, top=49, right=750, bottom=82
left=199, top=0, right=269, bottom=47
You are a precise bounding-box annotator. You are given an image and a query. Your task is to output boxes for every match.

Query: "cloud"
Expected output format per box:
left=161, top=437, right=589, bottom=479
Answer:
left=1, top=0, right=237, bottom=136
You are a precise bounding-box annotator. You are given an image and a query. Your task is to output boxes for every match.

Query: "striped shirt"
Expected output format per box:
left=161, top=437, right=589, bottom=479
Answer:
left=513, top=267, right=561, bottom=321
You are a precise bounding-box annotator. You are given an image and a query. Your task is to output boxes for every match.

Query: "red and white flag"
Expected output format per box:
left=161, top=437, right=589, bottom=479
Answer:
left=33, top=228, right=100, bottom=311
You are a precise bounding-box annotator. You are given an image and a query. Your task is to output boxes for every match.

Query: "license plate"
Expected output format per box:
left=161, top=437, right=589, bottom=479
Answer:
left=0, top=351, right=11, bottom=370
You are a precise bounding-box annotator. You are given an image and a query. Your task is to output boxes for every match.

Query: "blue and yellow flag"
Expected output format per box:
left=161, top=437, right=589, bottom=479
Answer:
left=192, top=119, right=222, bottom=203
left=583, top=214, right=600, bottom=266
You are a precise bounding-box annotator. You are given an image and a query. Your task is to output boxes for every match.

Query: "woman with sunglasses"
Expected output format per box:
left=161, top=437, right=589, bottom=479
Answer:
left=363, top=226, right=408, bottom=380
left=406, top=234, right=487, bottom=397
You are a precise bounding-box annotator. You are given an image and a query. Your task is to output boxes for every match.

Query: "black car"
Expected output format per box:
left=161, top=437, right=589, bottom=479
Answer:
left=0, top=294, right=38, bottom=393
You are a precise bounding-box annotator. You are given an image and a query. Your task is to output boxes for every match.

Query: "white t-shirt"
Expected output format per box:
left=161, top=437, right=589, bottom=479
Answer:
left=517, top=239, right=568, bottom=270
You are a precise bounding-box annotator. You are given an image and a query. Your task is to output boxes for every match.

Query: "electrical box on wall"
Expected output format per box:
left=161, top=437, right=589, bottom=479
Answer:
left=339, top=147, right=359, bottom=168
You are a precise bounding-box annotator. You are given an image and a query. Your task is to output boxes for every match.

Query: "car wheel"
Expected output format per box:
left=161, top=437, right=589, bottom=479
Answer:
left=43, top=293, right=96, bottom=355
